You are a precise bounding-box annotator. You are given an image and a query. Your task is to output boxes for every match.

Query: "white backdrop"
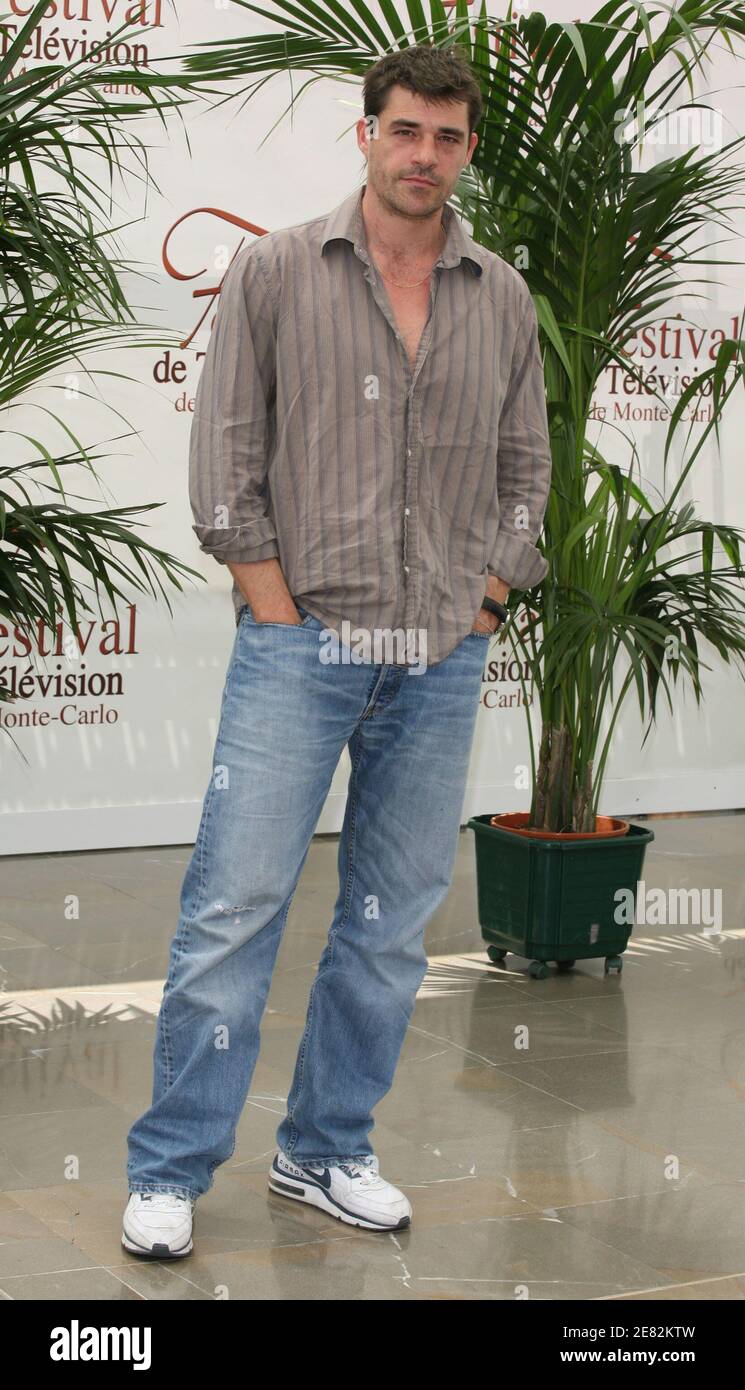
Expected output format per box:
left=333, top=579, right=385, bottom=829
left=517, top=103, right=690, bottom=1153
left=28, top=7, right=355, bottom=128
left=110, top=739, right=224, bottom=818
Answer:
left=2, top=0, right=744, bottom=854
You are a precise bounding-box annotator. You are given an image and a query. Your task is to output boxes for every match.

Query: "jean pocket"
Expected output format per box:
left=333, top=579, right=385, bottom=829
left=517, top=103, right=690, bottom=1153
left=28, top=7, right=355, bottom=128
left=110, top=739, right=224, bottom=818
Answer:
left=240, top=602, right=314, bottom=629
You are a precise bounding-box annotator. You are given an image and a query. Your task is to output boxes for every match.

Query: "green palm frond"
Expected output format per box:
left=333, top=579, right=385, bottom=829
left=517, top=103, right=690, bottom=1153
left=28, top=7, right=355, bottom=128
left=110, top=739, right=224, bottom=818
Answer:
left=0, top=0, right=265, bottom=716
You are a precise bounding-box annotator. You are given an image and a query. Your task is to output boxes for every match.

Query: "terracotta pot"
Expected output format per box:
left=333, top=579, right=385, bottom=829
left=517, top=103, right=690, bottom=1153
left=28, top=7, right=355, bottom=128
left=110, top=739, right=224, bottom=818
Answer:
left=489, top=811, right=630, bottom=840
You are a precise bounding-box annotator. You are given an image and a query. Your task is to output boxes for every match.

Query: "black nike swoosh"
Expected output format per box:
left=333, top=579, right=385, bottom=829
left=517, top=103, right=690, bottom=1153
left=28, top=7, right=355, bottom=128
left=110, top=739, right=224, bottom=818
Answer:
left=299, top=1164, right=331, bottom=1190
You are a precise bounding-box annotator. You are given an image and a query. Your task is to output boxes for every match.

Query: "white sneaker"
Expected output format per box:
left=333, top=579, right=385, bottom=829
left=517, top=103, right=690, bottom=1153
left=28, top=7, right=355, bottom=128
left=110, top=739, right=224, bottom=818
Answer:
left=121, top=1191, right=195, bottom=1258
left=268, top=1150, right=411, bottom=1231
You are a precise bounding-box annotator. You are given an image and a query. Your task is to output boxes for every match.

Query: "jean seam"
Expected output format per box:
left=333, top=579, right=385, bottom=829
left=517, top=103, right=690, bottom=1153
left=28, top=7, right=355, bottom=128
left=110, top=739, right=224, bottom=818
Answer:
left=285, top=730, right=364, bottom=1157
left=128, top=1181, right=200, bottom=1201
left=160, top=914, right=192, bottom=1092
left=158, top=754, right=219, bottom=1095
left=196, top=641, right=238, bottom=915
left=278, top=1153, right=375, bottom=1167
left=197, top=762, right=219, bottom=910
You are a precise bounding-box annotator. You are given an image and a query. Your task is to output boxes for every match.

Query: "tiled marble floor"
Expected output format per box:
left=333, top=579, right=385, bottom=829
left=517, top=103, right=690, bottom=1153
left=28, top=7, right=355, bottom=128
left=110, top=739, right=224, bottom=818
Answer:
left=1, top=810, right=744, bottom=1300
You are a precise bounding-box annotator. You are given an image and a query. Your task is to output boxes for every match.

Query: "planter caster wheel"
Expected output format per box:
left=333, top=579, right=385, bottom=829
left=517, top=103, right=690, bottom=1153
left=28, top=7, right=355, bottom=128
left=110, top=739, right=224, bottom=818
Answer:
left=555, top=960, right=575, bottom=972
left=486, top=945, right=508, bottom=965
left=529, top=960, right=550, bottom=980
left=604, top=955, right=623, bottom=975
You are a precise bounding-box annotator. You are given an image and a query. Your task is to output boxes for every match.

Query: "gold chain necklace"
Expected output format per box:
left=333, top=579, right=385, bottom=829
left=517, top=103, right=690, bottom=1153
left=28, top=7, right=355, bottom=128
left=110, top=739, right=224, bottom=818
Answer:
left=375, top=222, right=447, bottom=289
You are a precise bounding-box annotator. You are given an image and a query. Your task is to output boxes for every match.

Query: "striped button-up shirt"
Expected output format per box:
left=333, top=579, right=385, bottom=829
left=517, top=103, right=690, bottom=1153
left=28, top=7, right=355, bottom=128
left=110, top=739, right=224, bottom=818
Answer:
left=189, top=181, right=552, bottom=665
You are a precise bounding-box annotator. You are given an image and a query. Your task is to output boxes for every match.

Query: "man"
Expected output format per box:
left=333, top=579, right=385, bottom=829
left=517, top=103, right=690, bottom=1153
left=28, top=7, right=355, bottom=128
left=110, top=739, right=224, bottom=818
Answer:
left=123, top=43, right=551, bottom=1258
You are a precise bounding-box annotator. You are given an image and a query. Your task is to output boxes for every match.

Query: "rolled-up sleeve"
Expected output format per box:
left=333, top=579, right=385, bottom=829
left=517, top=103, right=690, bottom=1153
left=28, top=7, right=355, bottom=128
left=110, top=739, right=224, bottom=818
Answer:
left=488, top=287, right=552, bottom=589
left=189, top=242, right=280, bottom=565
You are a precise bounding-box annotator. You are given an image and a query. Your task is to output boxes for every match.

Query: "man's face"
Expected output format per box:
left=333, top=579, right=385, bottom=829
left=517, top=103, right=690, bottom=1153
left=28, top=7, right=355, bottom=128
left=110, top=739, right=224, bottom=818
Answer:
left=358, top=84, right=478, bottom=218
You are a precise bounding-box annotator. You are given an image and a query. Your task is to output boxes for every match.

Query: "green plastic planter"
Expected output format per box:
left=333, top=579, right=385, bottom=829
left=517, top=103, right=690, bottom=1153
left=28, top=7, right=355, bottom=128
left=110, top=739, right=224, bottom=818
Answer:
left=467, top=813, right=655, bottom=979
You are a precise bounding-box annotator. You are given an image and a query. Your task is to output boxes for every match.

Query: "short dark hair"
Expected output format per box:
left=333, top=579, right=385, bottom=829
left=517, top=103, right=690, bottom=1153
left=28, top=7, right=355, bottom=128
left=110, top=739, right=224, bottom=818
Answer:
left=363, top=43, right=483, bottom=140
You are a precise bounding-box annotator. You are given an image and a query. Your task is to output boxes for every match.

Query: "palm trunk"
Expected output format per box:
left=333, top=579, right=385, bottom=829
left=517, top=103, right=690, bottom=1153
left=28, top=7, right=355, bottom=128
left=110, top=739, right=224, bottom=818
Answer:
left=530, top=724, right=593, bottom=832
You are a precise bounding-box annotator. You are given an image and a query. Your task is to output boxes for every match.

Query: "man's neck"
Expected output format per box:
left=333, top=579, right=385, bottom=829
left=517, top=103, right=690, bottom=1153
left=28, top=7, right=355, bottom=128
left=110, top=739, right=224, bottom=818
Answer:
left=361, top=181, right=446, bottom=264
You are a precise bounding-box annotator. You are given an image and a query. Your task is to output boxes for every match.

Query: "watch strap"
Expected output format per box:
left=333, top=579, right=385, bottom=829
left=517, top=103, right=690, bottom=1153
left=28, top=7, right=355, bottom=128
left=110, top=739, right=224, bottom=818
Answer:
left=481, top=595, right=508, bottom=624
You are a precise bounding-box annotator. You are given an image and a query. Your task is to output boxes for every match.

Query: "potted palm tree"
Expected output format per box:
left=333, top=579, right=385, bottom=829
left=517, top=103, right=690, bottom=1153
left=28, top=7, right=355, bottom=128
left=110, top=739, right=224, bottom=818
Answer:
left=184, top=0, right=745, bottom=977
left=459, top=0, right=745, bottom=976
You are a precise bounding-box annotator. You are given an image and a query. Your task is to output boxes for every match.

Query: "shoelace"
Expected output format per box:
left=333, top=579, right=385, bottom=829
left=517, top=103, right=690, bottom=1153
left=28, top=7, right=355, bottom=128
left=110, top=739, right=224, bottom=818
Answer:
left=138, top=1193, right=191, bottom=1209
left=336, top=1158, right=381, bottom=1185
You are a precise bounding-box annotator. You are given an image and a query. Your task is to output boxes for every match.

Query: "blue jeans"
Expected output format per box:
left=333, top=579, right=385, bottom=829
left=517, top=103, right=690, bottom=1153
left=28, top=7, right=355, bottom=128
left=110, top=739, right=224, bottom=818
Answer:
left=126, top=602, right=490, bottom=1201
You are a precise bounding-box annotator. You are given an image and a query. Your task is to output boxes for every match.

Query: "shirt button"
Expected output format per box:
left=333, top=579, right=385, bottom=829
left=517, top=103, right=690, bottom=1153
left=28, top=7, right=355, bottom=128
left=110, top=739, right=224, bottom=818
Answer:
left=404, top=507, right=410, bottom=516
left=403, top=564, right=410, bottom=573
left=407, top=448, right=411, bottom=457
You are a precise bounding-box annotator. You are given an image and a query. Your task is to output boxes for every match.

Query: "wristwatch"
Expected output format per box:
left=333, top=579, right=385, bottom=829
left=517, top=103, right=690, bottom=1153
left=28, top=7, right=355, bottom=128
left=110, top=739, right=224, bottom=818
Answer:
left=481, top=595, right=508, bottom=625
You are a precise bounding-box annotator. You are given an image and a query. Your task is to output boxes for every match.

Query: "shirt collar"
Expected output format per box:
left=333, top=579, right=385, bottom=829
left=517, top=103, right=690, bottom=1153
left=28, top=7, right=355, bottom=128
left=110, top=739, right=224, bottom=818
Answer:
left=320, top=182, right=486, bottom=277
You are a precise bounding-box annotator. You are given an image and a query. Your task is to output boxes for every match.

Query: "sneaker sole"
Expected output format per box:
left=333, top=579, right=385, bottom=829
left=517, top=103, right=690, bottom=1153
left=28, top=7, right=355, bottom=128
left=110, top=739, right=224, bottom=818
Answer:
left=268, top=1171, right=411, bottom=1232
left=121, top=1230, right=193, bottom=1259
